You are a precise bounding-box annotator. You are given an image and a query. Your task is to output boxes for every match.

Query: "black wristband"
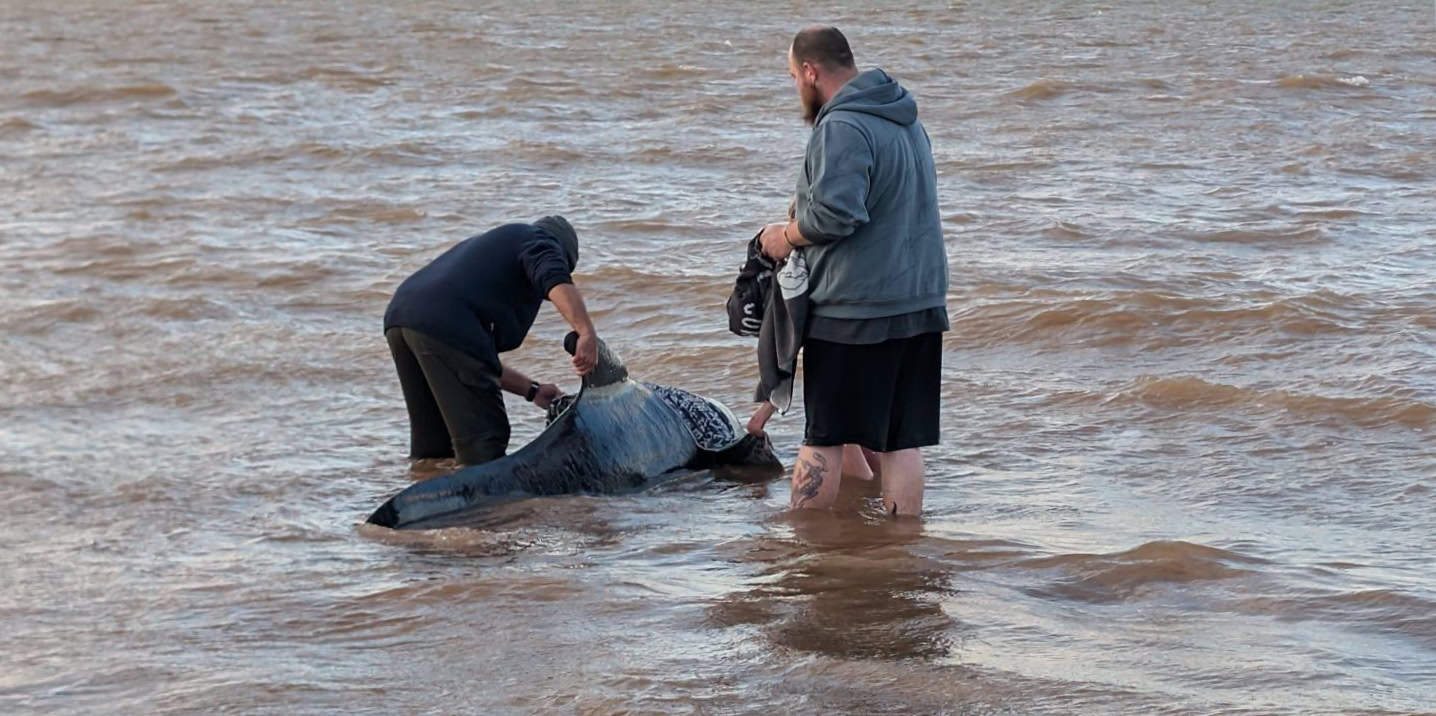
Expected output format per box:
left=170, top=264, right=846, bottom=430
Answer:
left=525, top=381, right=540, bottom=402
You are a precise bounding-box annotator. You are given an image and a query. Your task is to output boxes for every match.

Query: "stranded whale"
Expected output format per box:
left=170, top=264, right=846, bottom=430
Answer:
left=367, top=332, right=780, bottom=529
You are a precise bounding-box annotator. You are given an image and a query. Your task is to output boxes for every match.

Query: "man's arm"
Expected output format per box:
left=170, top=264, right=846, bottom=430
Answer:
left=516, top=234, right=600, bottom=377
left=548, top=282, right=599, bottom=375
left=497, top=364, right=564, bottom=409
left=761, top=121, right=873, bottom=260
left=498, top=365, right=536, bottom=395
left=797, top=120, right=874, bottom=242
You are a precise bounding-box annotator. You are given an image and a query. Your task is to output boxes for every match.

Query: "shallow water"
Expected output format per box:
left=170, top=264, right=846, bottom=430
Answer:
left=2, top=0, right=1434, bottom=713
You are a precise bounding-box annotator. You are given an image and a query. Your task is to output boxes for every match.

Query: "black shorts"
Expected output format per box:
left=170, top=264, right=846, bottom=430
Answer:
left=802, top=332, right=942, bottom=452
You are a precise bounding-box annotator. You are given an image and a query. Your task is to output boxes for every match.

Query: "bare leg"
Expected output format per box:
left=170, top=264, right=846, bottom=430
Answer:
left=878, top=448, right=924, bottom=516
left=862, top=447, right=882, bottom=479
left=840, top=444, right=874, bottom=480
left=791, top=445, right=844, bottom=511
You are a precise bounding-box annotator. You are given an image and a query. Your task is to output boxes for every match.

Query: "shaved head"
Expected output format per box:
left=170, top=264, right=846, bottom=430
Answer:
left=786, top=25, right=859, bottom=125
left=790, top=25, right=855, bottom=71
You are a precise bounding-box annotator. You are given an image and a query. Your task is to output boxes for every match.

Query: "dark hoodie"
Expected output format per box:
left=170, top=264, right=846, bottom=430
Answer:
left=383, top=222, right=575, bottom=368
left=794, top=68, right=949, bottom=323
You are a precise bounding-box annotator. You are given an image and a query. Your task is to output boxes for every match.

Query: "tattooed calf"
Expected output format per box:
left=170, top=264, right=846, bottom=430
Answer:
left=791, top=451, right=831, bottom=509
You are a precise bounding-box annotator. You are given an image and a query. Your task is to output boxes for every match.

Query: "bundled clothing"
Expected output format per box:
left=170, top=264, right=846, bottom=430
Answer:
left=757, top=243, right=810, bottom=414
left=724, top=233, right=773, bottom=338
left=727, top=232, right=808, bottom=415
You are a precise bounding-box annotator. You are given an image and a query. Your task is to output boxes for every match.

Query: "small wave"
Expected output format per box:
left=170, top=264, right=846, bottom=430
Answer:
left=358, top=141, right=447, bottom=167
left=1234, top=589, right=1436, bottom=647
left=405, top=21, right=452, bottom=34
left=639, top=64, right=706, bottom=80
left=1129, top=161, right=1196, bottom=170
left=298, top=65, right=395, bottom=89
left=1020, top=541, right=1261, bottom=603
left=1320, top=49, right=1367, bottom=61
left=21, top=83, right=176, bottom=107
left=630, top=144, right=756, bottom=164
left=155, top=153, right=276, bottom=173
left=122, top=296, right=237, bottom=321
left=1007, top=79, right=1119, bottom=101
left=493, top=75, right=585, bottom=102
left=293, top=142, right=347, bottom=160
left=1116, top=375, right=1436, bottom=429
left=153, top=142, right=345, bottom=172
left=950, top=286, right=1396, bottom=349
left=593, top=217, right=682, bottom=233
left=1, top=299, right=103, bottom=333
left=1294, top=208, right=1368, bottom=220
left=1186, top=226, right=1325, bottom=244
left=305, top=201, right=428, bottom=227
left=1276, top=74, right=1370, bottom=91
left=24, top=235, right=151, bottom=266
left=251, top=258, right=345, bottom=289
left=942, top=159, right=1055, bottom=173
left=1041, top=221, right=1090, bottom=240
left=1075, top=39, right=1140, bottom=49
left=452, top=107, right=515, bottom=120
left=1007, top=79, right=1075, bottom=101
left=581, top=264, right=718, bottom=296
left=0, top=117, right=39, bottom=134
left=934, top=537, right=1039, bottom=564
left=355, top=523, right=545, bottom=558
left=503, top=138, right=586, bottom=164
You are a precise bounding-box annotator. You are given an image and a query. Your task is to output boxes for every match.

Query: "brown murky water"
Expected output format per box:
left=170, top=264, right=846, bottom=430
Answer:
left=3, top=0, right=1434, bottom=713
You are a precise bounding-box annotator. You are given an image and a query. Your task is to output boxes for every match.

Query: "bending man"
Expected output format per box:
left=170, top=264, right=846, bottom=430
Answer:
left=383, top=216, right=599, bottom=465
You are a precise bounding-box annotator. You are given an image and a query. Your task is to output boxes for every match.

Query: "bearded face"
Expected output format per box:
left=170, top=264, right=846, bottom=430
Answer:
left=800, top=79, right=824, bottom=125
left=787, top=49, right=825, bottom=126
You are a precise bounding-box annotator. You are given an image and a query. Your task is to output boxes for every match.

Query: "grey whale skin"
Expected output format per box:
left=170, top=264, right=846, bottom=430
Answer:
left=367, top=332, right=780, bottom=529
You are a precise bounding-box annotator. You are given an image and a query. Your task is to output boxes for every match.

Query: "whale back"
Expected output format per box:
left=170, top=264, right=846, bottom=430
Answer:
left=366, top=340, right=698, bottom=529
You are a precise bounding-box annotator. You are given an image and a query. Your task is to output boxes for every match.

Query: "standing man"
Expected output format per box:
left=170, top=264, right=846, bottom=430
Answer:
left=383, top=216, right=600, bottom=466
left=758, top=26, right=949, bottom=516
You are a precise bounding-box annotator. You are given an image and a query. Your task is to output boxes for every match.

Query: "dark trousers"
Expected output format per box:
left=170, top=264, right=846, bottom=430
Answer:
left=385, top=327, right=509, bottom=465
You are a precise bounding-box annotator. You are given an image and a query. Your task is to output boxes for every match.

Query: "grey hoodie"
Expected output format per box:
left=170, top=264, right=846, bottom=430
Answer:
left=795, top=68, right=948, bottom=321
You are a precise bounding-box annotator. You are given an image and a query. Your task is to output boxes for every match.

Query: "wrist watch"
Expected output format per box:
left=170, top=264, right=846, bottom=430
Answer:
left=525, top=381, right=540, bottom=402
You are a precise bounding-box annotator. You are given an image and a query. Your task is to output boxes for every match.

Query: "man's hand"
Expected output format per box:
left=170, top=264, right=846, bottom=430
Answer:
left=747, top=401, right=777, bottom=437
left=533, top=383, right=564, bottom=409
left=572, top=331, right=598, bottom=376
left=759, top=222, right=793, bottom=261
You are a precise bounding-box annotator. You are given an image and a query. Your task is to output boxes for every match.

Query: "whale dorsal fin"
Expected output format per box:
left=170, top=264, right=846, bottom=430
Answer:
left=564, top=331, right=629, bottom=389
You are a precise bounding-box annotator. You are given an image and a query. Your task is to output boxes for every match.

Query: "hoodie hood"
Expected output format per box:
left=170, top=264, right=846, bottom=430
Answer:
left=534, top=215, right=579, bottom=271
left=815, top=68, right=917, bottom=127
